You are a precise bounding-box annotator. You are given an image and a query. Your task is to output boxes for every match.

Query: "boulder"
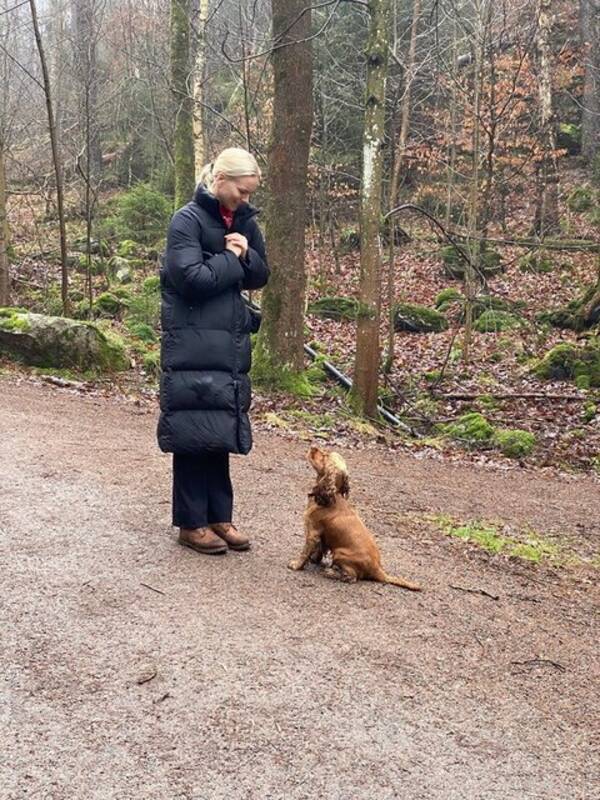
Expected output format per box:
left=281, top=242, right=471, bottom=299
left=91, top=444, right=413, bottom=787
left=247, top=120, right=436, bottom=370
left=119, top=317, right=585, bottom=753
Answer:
left=393, top=303, right=449, bottom=333
left=0, top=309, right=129, bottom=371
left=308, top=296, right=360, bottom=321
left=534, top=339, right=600, bottom=387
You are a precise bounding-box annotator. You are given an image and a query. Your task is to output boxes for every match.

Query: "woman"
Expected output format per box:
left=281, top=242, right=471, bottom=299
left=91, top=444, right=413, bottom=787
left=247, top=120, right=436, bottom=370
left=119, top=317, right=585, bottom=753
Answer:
left=157, top=147, right=270, bottom=555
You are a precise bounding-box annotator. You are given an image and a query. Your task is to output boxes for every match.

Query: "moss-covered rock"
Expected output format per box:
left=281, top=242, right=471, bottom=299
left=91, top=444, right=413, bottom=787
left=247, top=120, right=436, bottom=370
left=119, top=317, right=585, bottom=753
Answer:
left=0, top=310, right=129, bottom=371
left=116, top=239, right=140, bottom=258
left=557, top=122, right=581, bottom=155
left=440, top=244, right=503, bottom=280
left=534, top=340, right=600, bottom=386
left=440, top=412, right=495, bottom=445
left=338, top=227, right=360, bottom=252
left=393, top=303, right=449, bottom=333
left=493, top=429, right=536, bottom=458
left=308, top=296, right=360, bottom=321
left=518, top=252, right=553, bottom=274
left=567, top=186, right=595, bottom=212
left=93, top=291, right=128, bottom=317
left=539, top=277, right=600, bottom=331
left=474, top=310, right=522, bottom=333
left=434, top=288, right=463, bottom=309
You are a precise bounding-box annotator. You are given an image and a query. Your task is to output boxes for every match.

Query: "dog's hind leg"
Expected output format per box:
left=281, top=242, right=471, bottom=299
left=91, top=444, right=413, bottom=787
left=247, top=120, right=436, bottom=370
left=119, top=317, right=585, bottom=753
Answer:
left=323, top=563, right=358, bottom=583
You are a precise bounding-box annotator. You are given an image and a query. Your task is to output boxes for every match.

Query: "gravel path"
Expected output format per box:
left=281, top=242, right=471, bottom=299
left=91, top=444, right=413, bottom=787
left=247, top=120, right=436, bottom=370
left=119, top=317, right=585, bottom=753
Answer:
left=1, top=377, right=598, bottom=800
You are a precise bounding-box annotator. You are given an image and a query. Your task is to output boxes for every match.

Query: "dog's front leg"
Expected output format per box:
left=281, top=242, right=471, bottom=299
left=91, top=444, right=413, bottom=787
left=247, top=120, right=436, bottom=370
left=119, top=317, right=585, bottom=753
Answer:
left=288, top=522, right=322, bottom=572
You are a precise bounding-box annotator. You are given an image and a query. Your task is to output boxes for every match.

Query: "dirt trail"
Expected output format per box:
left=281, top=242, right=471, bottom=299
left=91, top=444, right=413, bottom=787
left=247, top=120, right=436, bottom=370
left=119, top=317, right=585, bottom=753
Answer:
left=1, top=377, right=598, bottom=800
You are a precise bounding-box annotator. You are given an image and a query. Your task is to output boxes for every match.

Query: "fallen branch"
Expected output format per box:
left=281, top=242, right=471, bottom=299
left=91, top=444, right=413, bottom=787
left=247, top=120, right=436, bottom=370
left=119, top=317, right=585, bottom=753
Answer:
left=511, top=658, right=566, bottom=672
left=439, top=392, right=586, bottom=402
left=450, top=584, right=499, bottom=600
left=140, top=582, right=165, bottom=596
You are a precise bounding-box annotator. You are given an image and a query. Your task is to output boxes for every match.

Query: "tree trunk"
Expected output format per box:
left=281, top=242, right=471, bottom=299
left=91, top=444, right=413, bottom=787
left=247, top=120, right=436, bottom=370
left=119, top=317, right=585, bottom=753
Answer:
left=193, top=0, right=209, bottom=180
left=580, top=0, right=600, bottom=164
left=0, top=139, right=9, bottom=306
left=170, top=0, right=195, bottom=209
left=73, top=0, right=102, bottom=179
left=534, top=0, right=561, bottom=236
left=29, top=0, right=70, bottom=315
left=384, top=0, right=421, bottom=375
left=351, top=0, right=391, bottom=418
left=254, top=0, right=313, bottom=381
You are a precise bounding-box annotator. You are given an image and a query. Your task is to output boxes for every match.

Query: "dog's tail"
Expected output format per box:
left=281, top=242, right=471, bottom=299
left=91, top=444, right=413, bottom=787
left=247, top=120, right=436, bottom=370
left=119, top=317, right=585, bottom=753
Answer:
left=375, top=568, right=421, bottom=591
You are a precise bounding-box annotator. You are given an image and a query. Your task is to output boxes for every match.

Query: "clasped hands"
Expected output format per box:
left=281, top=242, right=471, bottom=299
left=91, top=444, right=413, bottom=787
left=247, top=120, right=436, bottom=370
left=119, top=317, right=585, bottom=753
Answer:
left=225, top=233, right=249, bottom=259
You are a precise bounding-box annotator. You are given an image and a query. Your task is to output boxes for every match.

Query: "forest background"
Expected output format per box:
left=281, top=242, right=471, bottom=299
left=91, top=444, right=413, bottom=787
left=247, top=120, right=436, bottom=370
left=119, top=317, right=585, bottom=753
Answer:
left=1, top=0, right=599, bottom=473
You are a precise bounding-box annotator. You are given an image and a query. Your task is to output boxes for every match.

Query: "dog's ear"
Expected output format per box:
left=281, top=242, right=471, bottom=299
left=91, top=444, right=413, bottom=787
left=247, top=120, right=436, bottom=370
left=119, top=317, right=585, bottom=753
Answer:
left=311, top=466, right=337, bottom=506
left=340, top=473, right=350, bottom=498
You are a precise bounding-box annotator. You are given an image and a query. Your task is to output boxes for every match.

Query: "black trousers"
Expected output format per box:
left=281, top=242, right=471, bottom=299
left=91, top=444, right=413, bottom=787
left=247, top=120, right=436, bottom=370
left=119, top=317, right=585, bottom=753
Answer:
left=172, top=452, right=233, bottom=528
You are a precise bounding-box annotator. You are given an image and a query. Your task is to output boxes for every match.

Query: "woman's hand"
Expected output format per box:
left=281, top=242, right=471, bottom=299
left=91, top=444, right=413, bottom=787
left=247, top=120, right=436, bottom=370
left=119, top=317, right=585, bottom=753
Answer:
left=225, top=233, right=249, bottom=259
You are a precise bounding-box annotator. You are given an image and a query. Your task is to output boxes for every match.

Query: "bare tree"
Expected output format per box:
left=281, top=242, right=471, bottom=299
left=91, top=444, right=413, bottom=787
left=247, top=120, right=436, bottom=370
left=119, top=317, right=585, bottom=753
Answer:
left=580, top=0, right=600, bottom=165
left=533, top=0, right=560, bottom=236
left=29, top=0, right=70, bottom=314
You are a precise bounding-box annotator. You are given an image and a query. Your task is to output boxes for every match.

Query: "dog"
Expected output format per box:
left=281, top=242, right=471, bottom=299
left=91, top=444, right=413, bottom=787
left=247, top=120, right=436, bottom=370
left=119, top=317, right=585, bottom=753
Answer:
left=288, top=446, right=421, bottom=591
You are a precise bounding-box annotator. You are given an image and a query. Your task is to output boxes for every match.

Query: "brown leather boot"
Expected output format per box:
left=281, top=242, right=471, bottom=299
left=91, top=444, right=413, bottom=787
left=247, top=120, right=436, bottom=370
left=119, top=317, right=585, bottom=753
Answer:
left=178, top=526, right=228, bottom=555
left=210, top=523, right=251, bottom=551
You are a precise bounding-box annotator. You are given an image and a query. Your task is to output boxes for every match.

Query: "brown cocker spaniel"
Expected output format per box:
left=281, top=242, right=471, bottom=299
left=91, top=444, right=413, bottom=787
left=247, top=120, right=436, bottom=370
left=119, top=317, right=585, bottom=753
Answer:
left=288, top=446, right=421, bottom=591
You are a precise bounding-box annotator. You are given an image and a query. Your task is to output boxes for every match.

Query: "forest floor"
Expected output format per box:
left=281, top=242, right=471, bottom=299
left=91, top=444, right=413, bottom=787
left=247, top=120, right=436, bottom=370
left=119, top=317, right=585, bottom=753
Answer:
left=1, top=375, right=598, bottom=800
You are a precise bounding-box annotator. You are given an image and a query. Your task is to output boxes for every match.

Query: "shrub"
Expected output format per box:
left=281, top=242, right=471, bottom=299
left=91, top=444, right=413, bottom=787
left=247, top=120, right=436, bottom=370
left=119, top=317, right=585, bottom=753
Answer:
left=112, top=184, right=172, bottom=245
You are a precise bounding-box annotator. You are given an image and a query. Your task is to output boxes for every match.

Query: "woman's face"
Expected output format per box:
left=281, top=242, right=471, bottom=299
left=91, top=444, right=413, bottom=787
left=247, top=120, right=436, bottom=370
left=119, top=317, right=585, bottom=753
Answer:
left=213, top=173, right=259, bottom=211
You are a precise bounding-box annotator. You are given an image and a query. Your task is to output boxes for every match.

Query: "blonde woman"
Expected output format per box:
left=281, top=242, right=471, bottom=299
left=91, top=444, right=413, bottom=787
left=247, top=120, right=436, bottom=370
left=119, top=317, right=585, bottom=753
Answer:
left=157, top=147, right=270, bottom=555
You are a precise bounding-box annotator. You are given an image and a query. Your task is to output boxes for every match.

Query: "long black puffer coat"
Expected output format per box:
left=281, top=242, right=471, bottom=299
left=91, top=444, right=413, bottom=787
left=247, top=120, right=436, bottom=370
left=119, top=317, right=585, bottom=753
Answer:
left=157, top=184, right=270, bottom=455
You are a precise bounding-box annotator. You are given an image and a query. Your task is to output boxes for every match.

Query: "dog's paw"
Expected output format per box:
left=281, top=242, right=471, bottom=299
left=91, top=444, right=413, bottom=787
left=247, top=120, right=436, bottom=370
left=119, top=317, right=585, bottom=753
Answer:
left=287, top=559, right=304, bottom=571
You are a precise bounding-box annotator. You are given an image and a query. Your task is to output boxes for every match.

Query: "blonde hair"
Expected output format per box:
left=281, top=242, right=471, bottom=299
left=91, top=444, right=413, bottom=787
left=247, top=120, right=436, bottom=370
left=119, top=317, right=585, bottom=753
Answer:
left=199, top=147, right=261, bottom=192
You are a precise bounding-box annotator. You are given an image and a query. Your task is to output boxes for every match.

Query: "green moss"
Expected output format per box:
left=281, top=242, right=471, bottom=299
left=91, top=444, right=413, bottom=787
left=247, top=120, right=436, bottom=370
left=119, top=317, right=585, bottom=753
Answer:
left=116, top=239, right=139, bottom=257
left=576, top=374, right=591, bottom=390
left=0, top=312, right=31, bottom=332
left=93, top=326, right=130, bottom=371
left=338, top=227, right=360, bottom=252
left=393, top=303, right=449, bottom=333
left=535, top=341, right=600, bottom=386
left=493, top=428, right=536, bottom=458
left=126, top=321, right=158, bottom=344
left=583, top=401, right=597, bottom=422
left=308, top=296, right=360, bottom=321
left=434, top=288, right=463, bottom=308
left=538, top=309, right=580, bottom=330
left=0, top=307, right=28, bottom=317
left=440, top=411, right=494, bottom=445
left=429, top=515, right=565, bottom=564
left=567, top=186, right=594, bottom=212
left=518, top=252, right=553, bottom=273
left=474, top=310, right=521, bottom=333
left=142, top=276, right=161, bottom=294
left=93, top=292, right=126, bottom=317
left=142, top=349, right=160, bottom=377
